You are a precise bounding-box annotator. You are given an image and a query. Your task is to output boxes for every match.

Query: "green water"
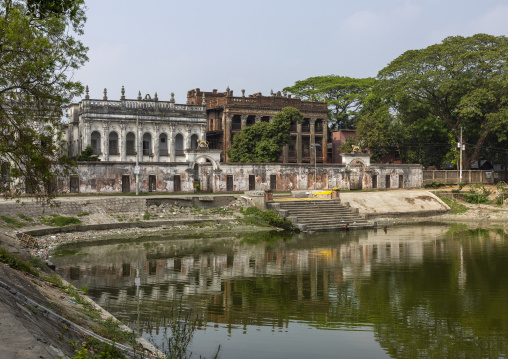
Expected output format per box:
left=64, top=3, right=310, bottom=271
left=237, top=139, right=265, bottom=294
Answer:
left=52, top=223, right=508, bottom=358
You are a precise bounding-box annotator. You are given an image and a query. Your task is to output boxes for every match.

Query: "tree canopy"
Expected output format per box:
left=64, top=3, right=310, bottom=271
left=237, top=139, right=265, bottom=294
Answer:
left=283, top=75, right=375, bottom=130
left=367, top=33, right=508, bottom=168
left=0, top=0, right=87, bottom=198
left=227, top=107, right=304, bottom=163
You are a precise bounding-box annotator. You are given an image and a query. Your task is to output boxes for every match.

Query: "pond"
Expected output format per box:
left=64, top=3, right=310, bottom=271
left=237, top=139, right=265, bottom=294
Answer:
left=51, top=223, right=508, bottom=358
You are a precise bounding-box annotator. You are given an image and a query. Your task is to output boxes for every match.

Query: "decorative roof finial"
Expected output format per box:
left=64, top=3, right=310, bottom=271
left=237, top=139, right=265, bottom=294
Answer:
left=202, top=93, right=206, bottom=105
left=270, top=89, right=274, bottom=96
left=154, top=92, right=158, bottom=101
left=85, top=85, right=89, bottom=99
left=121, top=86, right=125, bottom=100
left=170, top=92, right=175, bottom=103
left=226, top=86, right=230, bottom=96
left=137, top=91, right=142, bottom=100
left=103, top=88, right=108, bottom=100
left=241, top=89, right=245, bottom=97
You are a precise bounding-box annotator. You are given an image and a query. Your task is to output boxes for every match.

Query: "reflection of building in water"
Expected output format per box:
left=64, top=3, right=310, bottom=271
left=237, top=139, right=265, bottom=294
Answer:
left=55, top=226, right=451, bottom=329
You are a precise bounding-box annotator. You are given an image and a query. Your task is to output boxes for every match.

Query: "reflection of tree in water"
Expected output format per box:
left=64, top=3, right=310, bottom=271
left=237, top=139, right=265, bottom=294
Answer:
left=352, top=228, right=508, bottom=358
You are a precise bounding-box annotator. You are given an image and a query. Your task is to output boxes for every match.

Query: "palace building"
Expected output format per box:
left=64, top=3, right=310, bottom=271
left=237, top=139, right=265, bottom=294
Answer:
left=187, top=88, right=330, bottom=164
left=65, top=86, right=207, bottom=163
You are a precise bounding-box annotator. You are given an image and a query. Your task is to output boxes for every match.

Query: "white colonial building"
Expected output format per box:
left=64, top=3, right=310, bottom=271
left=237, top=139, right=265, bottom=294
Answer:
left=65, top=86, right=208, bottom=163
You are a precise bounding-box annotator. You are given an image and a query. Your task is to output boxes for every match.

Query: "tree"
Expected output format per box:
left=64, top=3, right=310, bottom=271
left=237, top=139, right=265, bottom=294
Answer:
left=227, top=107, right=304, bottom=162
left=0, top=0, right=87, bottom=198
left=76, top=146, right=98, bottom=162
left=376, top=34, right=508, bottom=169
left=283, top=75, right=376, bottom=130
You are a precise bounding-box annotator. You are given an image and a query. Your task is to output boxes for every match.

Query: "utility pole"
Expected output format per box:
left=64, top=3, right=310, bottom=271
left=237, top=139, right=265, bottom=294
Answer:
left=135, top=102, right=140, bottom=195
left=459, top=127, right=463, bottom=183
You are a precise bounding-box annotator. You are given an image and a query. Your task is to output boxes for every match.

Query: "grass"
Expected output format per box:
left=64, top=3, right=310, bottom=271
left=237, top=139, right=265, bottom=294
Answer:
left=76, top=211, right=89, bottom=217
left=17, top=213, right=34, bottom=222
left=0, top=248, right=39, bottom=276
left=435, top=194, right=469, bottom=214
left=41, top=215, right=81, bottom=227
left=1, top=215, right=26, bottom=228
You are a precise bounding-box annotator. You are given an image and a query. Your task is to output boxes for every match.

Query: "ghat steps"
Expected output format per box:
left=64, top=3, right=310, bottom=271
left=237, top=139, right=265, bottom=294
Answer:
left=267, top=199, right=375, bottom=231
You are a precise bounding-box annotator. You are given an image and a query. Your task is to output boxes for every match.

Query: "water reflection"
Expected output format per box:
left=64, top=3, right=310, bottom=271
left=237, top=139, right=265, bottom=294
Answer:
left=53, top=224, right=508, bottom=359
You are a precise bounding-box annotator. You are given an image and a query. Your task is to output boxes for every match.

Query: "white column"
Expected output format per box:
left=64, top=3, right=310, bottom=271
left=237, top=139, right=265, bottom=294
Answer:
left=186, top=124, right=192, bottom=150
left=154, top=122, right=160, bottom=162
left=169, top=124, right=175, bottom=162
left=102, top=121, right=110, bottom=161
left=120, top=121, right=127, bottom=161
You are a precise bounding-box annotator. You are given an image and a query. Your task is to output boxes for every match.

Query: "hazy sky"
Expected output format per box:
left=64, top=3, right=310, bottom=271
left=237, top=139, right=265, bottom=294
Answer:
left=75, top=0, right=508, bottom=103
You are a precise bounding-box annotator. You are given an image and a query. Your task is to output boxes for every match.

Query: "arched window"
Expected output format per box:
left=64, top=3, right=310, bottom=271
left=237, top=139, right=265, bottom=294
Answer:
left=159, top=133, right=168, bottom=156
left=126, top=132, right=136, bottom=156
left=190, top=134, right=199, bottom=149
left=142, top=133, right=152, bottom=156
left=109, top=132, right=119, bottom=155
left=91, top=131, right=101, bottom=155
left=175, top=134, right=184, bottom=156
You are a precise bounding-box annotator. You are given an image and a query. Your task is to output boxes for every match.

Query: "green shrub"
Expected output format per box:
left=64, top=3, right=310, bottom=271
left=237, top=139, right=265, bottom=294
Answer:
left=465, top=193, right=489, bottom=204
left=241, top=206, right=295, bottom=231
left=77, top=212, right=89, bottom=217
left=143, top=213, right=150, bottom=220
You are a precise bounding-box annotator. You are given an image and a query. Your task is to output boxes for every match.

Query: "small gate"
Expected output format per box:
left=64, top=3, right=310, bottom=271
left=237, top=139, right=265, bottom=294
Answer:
left=174, top=175, right=181, bottom=192
left=122, top=175, right=130, bottom=193
left=70, top=176, right=79, bottom=193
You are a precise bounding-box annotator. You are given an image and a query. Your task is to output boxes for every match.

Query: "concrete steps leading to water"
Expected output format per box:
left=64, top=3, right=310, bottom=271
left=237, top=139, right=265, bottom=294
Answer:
left=267, top=200, right=375, bottom=231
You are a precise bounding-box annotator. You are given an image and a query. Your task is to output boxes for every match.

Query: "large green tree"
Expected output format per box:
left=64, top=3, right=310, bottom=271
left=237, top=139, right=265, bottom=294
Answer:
left=283, top=75, right=376, bottom=130
left=227, top=107, right=304, bottom=162
left=0, top=0, right=87, bottom=198
left=375, top=33, right=508, bottom=169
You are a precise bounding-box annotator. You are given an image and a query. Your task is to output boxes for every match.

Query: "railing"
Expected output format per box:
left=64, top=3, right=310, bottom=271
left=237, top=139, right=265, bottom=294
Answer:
left=109, top=149, right=119, bottom=155
left=159, top=149, right=168, bottom=156
left=175, top=150, right=185, bottom=156
left=301, top=125, right=310, bottom=132
left=142, top=149, right=151, bottom=156
left=422, top=170, right=498, bottom=185
left=232, top=123, right=242, bottom=130
left=126, top=149, right=136, bottom=156
left=83, top=99, right=206, bottom=113
left=207, top=96, right=327, bottom=110
left=290, top=125, right=297, bottom=132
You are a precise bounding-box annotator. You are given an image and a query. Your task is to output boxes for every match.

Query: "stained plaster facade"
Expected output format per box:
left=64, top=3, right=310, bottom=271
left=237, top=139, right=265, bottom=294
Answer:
left=61, top=161, right=422, bottom=194
left=64, top=87, right=207, bottom=163
left=187, top=88, right=329, bottom=164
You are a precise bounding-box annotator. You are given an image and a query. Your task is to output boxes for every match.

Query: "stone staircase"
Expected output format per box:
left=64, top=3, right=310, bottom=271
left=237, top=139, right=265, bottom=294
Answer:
left=267, top=199, right=375, bottom=231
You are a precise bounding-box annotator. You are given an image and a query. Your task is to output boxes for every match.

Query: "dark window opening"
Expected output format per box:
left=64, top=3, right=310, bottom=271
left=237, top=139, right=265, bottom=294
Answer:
left=386, top=175, right=390, bottom=189
left=372, top=175, right=377, bottom=189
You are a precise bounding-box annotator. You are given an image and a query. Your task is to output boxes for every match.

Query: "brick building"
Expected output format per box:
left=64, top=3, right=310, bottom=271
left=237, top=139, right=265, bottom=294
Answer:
left=187, top=88, right=329, bottom=164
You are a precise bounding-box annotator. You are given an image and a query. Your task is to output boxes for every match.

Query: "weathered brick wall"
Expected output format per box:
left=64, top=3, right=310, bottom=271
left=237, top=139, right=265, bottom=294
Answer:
left=53, top=162, right=423, bottom=194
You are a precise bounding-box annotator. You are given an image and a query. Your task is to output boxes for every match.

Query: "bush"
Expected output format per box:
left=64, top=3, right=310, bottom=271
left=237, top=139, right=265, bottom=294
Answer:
left=240, top=206, right=296, bottom=231
left=465, top=193, right=489, bottom=204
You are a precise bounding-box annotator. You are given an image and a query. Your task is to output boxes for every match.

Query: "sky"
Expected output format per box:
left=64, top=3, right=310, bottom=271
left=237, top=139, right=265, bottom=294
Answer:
left=74, top=0, right=508, bottom=103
